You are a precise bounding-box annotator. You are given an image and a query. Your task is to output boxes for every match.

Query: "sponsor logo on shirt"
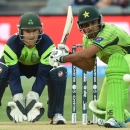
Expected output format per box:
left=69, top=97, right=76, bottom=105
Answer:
left=94, top=37, right=104, bottom=43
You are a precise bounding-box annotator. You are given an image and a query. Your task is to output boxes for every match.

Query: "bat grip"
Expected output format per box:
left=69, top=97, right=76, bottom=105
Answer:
left=53, top=61, right=59, bottom=68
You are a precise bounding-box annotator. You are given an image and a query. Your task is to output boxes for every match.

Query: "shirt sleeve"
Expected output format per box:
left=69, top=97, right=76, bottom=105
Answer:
left=8, top=63, right=23, bottom=96
left=31, top=63, right=52, bottom=96
left=3, top=39, right=23, bottom=96
left=40, top=44, right=54, bottom=65
left=3, top=44, right=18, bottom=66
left=31, top=34, right=54, bottom=96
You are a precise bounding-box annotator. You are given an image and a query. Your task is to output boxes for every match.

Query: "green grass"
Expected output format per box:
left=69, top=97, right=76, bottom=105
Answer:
left=0, top=77, right=130, bottom=122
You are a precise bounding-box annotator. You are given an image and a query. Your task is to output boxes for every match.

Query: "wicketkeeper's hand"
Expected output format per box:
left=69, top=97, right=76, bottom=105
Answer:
left=6, top=93, right=27, bottom=123
left=26, top=91, right=45, bottom=122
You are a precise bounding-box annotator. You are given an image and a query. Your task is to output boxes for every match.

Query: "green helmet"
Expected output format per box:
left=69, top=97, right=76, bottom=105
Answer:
left=18, top=12, right=42, bottom=29
left=77, top=6, right=102, bottom=27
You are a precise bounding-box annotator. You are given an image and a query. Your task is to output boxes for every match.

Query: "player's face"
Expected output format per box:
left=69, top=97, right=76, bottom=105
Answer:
left=22, top=29, right=39, bottom=48
left=80, top=20, right=100, bottom=39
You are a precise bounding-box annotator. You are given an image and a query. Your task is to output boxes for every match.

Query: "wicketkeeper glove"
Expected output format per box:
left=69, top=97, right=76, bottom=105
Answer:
left=6, top=93, right=27, bottom=123
left=25, top=91, right=45, bottom=122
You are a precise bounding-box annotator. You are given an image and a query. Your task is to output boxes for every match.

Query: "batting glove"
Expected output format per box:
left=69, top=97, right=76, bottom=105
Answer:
left=6, top=93, right=27, bottom=123
left=49, top=47, right=67, bottom=68
left=57, top=44, right=69, bottom=56
left=26, top=91, right=45, bottom=122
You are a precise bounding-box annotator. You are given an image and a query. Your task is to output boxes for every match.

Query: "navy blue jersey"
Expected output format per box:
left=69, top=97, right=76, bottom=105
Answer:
left=2, top=33, right=54, bottom=96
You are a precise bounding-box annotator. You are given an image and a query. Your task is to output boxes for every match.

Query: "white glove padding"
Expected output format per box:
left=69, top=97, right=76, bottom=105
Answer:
left=6, top=93, right=27, bottom=123
left=57, top=44, right=69, bottom=56
left=26, top=91, right=45, bottom=122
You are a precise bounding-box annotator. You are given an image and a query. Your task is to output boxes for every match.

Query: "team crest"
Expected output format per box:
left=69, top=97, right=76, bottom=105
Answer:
left=94, top=37, right=104, bottom=43
left=0, top=67, right=2, bottom=73
left=28, top=19, right=34, bottom=25
left=83, top=11, right=89, bottom=18
left=58, top=71, right=64, bottom=77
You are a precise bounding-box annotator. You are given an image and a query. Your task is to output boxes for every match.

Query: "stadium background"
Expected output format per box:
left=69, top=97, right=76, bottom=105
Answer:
left=0, top=14, right=130, bottom=128
left=1, top=15, right=130, bottom=77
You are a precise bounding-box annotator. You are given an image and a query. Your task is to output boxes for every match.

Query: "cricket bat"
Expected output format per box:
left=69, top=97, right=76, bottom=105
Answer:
left=60, top=5, right=73, bottom=44
left=53, top=6, right=73, bottom=68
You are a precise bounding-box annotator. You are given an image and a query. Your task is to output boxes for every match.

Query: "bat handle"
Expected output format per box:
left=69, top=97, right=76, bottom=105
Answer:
left=53, top=61, right=59, bottom=68
left=60, top=42, right=65, bottom=44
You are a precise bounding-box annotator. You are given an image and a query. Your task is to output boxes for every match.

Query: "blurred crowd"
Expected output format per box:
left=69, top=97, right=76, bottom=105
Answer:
left=72, top=0, right=129, bottom=8
left=70, top=0, right=130, bottom=15
left=0, top=0, right=130, bottom=15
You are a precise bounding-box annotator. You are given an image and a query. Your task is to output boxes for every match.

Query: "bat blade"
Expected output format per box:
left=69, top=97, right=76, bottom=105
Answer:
left=60, top=6, right=73, bottom=44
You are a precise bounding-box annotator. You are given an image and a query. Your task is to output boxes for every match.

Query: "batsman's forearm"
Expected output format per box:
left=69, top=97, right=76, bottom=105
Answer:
left=63, top=55, right=95, bottom=71
left=63, top=48, right=94, bottom=63
left=63, top=53, right=80, bottom=62
left=71, top=60, right=94, bottom=71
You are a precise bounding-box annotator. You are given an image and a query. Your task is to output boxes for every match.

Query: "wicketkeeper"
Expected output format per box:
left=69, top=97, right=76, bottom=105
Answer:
left=49, top=5, right=130, bottom=128
left=0, top=12, right=68, bottom=124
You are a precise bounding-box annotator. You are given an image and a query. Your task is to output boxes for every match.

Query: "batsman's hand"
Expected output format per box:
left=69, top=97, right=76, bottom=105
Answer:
left=6, top=93, right=27, bottom=123
left=26, top=91, right=45, bottom=122
left=49, top=47, right=67, bottom=68
left=57, top=44, right=69, bottom=56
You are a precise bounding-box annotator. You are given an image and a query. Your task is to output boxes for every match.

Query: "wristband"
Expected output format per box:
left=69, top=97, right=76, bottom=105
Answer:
left=60, top=56, right=65, bottom=63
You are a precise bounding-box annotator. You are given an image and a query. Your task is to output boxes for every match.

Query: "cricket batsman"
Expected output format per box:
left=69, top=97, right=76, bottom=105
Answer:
left=0, top=12, right=67, bottom=124
left=49, top=5, right=130, bottom=128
